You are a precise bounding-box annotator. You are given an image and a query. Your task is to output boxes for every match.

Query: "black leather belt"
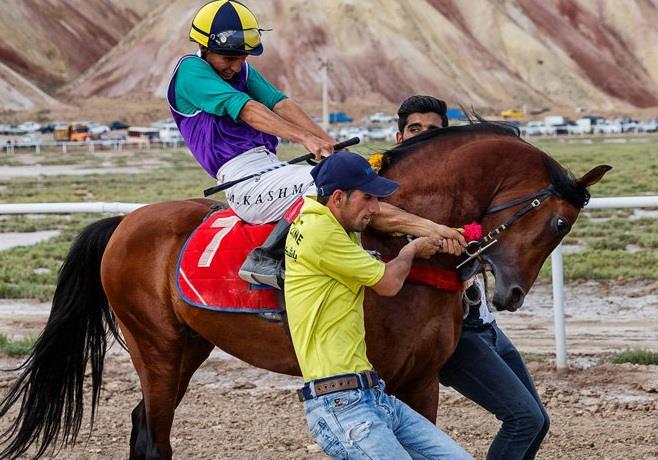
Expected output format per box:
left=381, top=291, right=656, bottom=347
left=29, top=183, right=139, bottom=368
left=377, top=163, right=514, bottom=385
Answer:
left=297, top=370, right=380, bottom=402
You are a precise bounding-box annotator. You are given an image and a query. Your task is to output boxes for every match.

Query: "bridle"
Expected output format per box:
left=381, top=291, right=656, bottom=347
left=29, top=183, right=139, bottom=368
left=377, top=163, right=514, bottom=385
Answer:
left=456, top=185, right=557, bottom=269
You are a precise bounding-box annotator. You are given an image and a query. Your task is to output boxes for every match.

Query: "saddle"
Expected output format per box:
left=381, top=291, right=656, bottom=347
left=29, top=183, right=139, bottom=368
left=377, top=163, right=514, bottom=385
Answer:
left=176, top=208, right=283, bottom=313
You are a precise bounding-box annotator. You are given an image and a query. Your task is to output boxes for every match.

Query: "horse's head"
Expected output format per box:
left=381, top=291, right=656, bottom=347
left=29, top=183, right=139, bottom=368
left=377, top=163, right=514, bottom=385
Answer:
left=470, top=158, right=611, bottom=311
left=375, top=122, right=611, bottom=312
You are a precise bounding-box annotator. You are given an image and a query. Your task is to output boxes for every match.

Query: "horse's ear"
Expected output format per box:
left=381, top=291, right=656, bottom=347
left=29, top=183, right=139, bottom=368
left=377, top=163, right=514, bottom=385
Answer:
left=576, top=165, right=612, bottom=188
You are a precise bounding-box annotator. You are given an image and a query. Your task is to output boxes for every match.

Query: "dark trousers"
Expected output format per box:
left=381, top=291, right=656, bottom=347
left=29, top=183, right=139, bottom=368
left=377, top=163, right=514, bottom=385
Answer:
left=439, top=321, right=549, bottom=460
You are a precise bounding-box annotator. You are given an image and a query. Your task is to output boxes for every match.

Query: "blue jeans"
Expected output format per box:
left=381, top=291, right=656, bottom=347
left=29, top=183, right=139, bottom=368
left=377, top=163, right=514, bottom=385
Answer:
left=439, top=321, right=549, bottom=460
left=303, top=379, right=472, bottom=459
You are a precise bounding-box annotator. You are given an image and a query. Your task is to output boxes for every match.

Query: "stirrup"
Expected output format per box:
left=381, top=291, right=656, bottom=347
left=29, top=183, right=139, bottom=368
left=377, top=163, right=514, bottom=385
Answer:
left=238, top=269, right=283, bottom=290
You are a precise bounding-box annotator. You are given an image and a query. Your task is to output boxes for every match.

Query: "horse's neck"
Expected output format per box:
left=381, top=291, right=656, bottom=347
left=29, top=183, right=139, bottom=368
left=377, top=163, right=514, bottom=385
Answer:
left=385, top=140, right=509, bottom=227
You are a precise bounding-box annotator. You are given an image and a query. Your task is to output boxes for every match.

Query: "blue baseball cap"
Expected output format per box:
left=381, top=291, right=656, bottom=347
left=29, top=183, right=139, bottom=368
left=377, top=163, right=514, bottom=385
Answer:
left=311, top=152, right=400, bottom=197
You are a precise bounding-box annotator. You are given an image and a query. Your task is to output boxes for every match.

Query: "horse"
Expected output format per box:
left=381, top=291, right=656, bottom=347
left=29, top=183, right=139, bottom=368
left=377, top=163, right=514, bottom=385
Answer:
left=0, top=121, right=610, bottom=459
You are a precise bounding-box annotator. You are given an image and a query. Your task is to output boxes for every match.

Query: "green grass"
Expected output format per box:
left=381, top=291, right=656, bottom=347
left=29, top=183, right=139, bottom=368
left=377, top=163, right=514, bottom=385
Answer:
left=0, top=214, right=98, bottom=300
left=609, top=348, right=658, bottom=365
left=533, top=137, right=658, bottom=196
left=0, top=333, right=36, bottom=357
left=0, top=136, right=656, bottom=299
left=520, top=352, right=547, bottom=363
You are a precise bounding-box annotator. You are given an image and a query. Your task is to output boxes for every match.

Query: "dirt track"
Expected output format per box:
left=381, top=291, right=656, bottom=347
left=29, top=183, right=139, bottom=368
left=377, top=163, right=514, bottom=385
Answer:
left=0, top=279, right=657, bottom=459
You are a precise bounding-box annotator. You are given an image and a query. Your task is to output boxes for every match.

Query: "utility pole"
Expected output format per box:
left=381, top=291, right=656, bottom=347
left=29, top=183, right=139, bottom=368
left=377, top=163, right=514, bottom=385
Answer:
left=319, top=59, right=330, bottom=130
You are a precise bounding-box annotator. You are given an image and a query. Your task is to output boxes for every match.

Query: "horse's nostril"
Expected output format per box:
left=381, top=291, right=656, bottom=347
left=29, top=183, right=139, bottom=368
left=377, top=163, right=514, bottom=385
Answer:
left=510, top=286, right=525, bottom=304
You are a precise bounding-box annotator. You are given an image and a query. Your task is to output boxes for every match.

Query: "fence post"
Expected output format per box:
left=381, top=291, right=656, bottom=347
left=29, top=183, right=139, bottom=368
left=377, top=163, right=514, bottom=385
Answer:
left=551, top=244, right=568, bottom=373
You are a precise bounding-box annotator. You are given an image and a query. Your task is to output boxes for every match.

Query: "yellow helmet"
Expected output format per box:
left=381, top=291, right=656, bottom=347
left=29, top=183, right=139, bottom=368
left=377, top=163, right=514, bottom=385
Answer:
left=190, top=0, right=264, bottom=55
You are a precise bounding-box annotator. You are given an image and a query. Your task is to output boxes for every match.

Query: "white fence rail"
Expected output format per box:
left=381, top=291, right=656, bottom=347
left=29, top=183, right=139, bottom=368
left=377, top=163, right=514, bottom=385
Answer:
left=0, top=202, right=145, bottom=214
left=551, top=195, right=658, bottom=372
left=1, top=196, right=657, bottom=373
left=2, top=139, right=183, bottom=154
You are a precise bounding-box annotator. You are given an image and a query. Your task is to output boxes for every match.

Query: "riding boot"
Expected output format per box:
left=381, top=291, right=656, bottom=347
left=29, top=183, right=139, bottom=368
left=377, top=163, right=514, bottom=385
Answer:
left=239, top=218, right=290, bottom=289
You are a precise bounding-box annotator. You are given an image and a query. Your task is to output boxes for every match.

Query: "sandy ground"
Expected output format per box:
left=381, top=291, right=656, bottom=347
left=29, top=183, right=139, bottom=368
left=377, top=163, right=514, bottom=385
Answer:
left=0, top=279, right=657, bottom=459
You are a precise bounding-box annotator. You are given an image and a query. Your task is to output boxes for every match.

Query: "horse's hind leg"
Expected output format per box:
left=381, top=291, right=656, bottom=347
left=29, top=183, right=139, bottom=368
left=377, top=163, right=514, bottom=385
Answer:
left=173, top=333, right=215, bottom=405
left=122, top=325, right=214, bottom=460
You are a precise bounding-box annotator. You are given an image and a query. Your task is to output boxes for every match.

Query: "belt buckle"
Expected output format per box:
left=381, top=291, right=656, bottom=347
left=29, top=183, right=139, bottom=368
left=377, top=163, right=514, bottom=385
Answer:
left=363, top=371, right=373, bottom=388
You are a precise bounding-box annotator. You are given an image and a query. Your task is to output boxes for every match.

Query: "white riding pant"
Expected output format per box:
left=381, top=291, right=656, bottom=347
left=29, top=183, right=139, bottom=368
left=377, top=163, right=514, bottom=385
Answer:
left=216, top=146, right=316, bottom=224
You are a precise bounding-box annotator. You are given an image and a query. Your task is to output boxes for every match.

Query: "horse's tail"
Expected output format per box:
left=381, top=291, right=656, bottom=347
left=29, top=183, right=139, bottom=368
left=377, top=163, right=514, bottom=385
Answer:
left=0, top=215, right=125, bottom=460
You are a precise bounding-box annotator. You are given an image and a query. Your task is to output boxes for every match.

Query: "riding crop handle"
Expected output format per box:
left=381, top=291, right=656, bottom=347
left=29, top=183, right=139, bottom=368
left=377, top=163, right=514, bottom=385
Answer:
left=203, top=137, right=361, bottom=197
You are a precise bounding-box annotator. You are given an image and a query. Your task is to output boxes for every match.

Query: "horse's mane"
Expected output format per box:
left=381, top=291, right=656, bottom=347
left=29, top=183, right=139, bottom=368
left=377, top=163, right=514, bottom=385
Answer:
left=379, top=113, right=590, bottom=209
left=543, top=155, right=590, bottom=209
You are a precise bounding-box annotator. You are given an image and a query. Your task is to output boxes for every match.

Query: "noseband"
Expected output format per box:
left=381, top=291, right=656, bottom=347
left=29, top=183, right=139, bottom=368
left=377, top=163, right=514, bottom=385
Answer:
left=456, top=186, right=556, bottom=269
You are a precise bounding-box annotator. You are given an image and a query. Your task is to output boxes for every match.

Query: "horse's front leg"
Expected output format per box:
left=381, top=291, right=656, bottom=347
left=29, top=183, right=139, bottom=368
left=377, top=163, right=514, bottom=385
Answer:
left=393, top=376, right=440, bottom=422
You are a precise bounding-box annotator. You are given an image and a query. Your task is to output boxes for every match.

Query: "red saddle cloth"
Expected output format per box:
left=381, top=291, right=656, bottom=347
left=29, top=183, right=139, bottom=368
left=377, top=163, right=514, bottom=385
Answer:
left=176, top=208, right=281, bottom=313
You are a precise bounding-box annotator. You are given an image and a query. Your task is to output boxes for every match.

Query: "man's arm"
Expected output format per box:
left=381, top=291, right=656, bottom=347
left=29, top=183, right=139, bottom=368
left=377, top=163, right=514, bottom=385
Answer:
left=371, top=237, right=440, bottom=296
left=239, top=100, right=334, bottom=158
left=371, top=202, right=467, bottom=255
left=273, top=99, right=335, bottom=144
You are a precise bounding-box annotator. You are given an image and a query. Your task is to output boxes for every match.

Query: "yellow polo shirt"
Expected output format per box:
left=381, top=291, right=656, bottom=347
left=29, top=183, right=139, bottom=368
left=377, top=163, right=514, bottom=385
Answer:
left=284, top=197, right=385, bottom=382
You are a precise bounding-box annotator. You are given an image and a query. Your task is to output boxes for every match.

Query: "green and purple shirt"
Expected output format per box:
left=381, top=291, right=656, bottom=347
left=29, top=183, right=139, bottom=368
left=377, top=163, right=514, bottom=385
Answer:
left=167, top=55, right=287, bottom=177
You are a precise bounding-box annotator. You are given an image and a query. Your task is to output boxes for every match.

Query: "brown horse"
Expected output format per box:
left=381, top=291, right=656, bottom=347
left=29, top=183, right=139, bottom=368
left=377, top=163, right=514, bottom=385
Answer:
left=0, top=122, right=609, bottom=459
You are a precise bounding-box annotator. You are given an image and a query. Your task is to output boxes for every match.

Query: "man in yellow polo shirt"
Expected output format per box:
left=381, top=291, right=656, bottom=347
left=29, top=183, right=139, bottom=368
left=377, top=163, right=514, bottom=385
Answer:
left=285, top=152, right=472, bottom=459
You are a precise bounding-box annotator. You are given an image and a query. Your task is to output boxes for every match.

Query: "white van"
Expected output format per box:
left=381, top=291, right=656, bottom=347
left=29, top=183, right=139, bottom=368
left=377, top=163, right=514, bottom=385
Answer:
left=158, top=122, right=183, bottom=144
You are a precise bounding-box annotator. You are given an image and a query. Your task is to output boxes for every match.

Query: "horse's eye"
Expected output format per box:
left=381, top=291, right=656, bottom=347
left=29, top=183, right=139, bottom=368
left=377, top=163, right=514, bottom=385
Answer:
left=555, top=217, right=569, bottom=233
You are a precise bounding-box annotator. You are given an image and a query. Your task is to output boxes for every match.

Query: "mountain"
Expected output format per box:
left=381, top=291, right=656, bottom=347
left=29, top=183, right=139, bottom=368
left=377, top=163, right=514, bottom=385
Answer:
left=0, top=0, right=165, bottom=112
left=2, top=0, right=658, bottom=114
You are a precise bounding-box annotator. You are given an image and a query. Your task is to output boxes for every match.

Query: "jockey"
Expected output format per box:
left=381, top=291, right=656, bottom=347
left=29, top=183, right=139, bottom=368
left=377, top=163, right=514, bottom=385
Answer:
left=168, top=1, right=466, bottom=289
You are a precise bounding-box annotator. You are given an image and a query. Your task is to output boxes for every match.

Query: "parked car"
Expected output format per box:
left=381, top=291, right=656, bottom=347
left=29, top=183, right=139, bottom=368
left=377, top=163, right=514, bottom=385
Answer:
left=566, top=122, right=588, bottom=135
left=87, top=122, right=111, bottom=136
left=151, top=118, right=176, bottom=129
left=573, top=118, right=593, bottom=134
left=17, top=122, right=41, bottom=133
left=159, top=121, right=183, bottom=144
left=337, top=126, right=369, bottom=142
left=593, top=121, right=622, bottom=135
left=520, top=121, right=548, bottom=136
left=364, top=112, right=396, bottom=124
left=552, top=123, right=571, bottom=135
left=40, top=122, right=67, bottom=133
left=109, top=120, right=130, bottom=130
left=544, top=116, right=565, bottom=126
left=582, top=115, right=606, bottom=126
left=366, top=125, right=397, bottom=142
left=638, top=119, right=658, bottom=132
left=617, top=118, right=640, bottom=133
